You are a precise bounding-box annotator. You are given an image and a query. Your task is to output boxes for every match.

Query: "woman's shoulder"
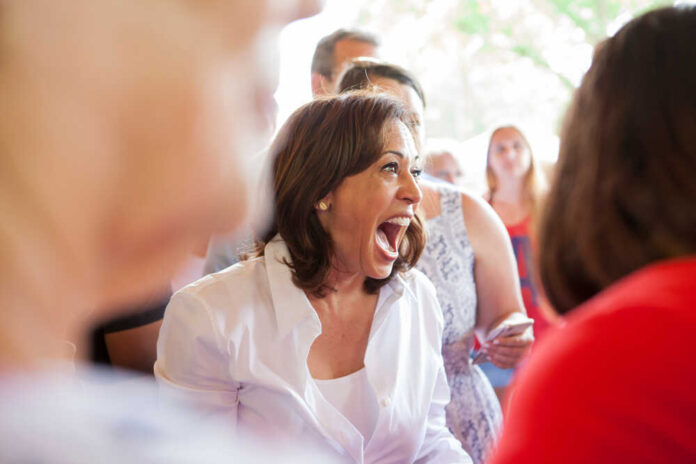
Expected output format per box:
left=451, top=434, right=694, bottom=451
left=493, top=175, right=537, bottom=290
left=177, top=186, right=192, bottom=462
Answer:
left=398, top=269, right=446, bottom=333
left=424, top=181, right=495, bottom=222
left=501, top=260, right=696, bottom=461
left=459, top=188, right=495, bottom=218
left=183, top=255, right=264, bottom=290
left=400, top=268, right=439, bottom=306
left=456, top=189, right=509, bottom=246
left=401, top=267, right=435, bottom=289
left=171, top=256, right=272, bottom=320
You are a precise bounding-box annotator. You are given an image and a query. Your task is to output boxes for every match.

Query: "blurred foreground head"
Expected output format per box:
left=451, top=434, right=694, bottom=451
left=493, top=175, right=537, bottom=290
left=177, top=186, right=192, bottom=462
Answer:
left=338, top=59, right=426, bottom=146
left=0, top=0, right=320, bottom=364
left=539, top=5, right=696, bottom=314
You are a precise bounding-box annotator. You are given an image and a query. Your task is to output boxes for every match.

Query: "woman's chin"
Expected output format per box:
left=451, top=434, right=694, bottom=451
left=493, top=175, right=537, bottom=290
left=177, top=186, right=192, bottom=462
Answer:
left=367, top=263, right=394, bottom=281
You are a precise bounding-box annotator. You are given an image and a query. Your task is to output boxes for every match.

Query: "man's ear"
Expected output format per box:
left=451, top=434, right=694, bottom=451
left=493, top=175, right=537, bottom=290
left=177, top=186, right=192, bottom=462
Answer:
left=311, top=72, right=332, bottom=97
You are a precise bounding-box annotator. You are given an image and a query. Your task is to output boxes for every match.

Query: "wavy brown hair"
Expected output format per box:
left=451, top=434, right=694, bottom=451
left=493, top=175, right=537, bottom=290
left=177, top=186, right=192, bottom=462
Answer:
left=538, top=6, right=696, bottom=314
left=256, top=92, right=425, bottom=297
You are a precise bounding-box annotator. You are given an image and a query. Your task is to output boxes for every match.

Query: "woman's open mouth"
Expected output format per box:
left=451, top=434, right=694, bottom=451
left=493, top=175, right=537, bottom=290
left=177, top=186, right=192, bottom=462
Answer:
left=375, top=216, right=411, bottom=259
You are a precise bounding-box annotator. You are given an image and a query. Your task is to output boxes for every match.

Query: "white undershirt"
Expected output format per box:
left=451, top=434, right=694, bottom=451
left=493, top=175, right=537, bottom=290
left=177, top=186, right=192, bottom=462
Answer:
left=314, top=368, right=379, bottom=444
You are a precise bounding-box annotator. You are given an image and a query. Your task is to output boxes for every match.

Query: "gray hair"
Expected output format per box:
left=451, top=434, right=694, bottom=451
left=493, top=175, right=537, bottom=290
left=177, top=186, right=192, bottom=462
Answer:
left=310, top=28, right=379, bottom=79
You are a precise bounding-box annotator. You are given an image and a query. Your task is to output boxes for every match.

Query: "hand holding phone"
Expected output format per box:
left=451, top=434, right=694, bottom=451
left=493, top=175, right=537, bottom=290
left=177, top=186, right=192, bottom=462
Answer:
left=472, top=318, right=534, bottom=365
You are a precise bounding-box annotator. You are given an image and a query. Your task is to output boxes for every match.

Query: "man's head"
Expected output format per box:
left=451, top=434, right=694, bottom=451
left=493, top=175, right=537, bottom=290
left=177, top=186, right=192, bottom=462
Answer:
left=310, top=29, right=379, bottom=97
left=337, top=59, right=426, bottom=147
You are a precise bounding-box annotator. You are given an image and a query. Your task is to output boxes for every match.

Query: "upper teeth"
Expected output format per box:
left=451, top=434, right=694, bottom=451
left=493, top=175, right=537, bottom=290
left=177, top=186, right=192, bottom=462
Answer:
left=385, top=217, right=411, bottom=226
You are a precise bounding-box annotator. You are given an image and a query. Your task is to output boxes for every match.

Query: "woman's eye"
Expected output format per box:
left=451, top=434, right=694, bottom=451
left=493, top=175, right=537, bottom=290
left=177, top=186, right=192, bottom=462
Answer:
left=411, top=168, right=423, bottom=179
left=382, top=162, right=398, bottom=174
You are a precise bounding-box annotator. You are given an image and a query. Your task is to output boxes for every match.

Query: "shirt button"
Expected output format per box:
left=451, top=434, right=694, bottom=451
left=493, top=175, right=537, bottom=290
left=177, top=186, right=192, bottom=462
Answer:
left=380, top=397, right=391, bottom=408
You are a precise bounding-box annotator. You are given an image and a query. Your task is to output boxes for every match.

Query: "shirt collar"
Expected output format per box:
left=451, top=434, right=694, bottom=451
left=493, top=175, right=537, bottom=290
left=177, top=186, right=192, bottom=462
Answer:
left=385, top=271, right=415, bottom=303
left=265, top=236, right=318, bottom=337
left=265, top=235, right=417, bottom=336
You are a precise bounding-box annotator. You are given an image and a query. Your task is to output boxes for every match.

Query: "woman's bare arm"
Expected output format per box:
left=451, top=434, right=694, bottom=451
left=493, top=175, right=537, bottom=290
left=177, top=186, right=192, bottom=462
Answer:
left=462, top=191, right=532, bottom=368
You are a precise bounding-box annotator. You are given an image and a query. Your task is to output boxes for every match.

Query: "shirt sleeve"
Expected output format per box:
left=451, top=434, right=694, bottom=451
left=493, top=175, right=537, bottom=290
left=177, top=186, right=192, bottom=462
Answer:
left=154, top=291, right=240, bottom=428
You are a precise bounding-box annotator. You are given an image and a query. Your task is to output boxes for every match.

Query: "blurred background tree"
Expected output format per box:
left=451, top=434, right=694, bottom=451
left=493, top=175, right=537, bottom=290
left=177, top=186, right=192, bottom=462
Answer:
left=275, top=0, right=677, bottom=188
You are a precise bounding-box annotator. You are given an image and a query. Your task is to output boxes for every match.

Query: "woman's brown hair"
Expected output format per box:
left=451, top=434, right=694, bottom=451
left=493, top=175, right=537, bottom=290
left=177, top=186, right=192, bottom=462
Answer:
left=538, top=6, right=696, bottom=314
left=256, top=91, right=425, bottom=297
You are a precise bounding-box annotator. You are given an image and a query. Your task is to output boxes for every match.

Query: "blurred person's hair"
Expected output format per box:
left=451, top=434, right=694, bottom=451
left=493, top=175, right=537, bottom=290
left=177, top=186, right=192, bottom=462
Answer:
left=254, top=92, right=425, bottom=297
left=424, top=148, right=462, bottom=184
left=538, top=5, right=696, bottom=314
left=485, top=126, right=547, bottom=221
left=426, top=148, right=456, bottom=165
left=338, top=58, right=426, bottom=108
left=311, top=29, right=380, bottom=80
left=337, top=59, right=426, bottom=144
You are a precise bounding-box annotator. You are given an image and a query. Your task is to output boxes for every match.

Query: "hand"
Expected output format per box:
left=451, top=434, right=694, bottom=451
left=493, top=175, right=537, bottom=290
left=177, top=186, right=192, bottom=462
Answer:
left=480, top=326, right=534, bottom=370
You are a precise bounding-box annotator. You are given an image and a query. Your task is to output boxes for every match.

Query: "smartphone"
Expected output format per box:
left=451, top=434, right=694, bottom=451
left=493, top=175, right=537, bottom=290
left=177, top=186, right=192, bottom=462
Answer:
left=472, top=319, right=534, bottom=365
left=486, top=319, right=534, bottom=341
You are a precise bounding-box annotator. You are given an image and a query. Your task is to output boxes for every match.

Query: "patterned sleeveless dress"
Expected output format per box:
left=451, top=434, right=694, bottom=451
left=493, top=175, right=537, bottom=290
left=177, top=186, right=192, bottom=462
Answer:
left=416, top=184, right=502, bottom=464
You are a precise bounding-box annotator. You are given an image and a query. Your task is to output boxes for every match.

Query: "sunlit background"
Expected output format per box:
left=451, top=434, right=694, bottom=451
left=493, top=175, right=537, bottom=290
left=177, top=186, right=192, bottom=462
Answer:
left=275, top=0, right=687, bottom=192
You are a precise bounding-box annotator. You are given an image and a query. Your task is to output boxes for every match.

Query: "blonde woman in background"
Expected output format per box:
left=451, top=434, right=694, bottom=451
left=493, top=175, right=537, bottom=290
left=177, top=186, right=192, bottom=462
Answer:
left=482, top=126, right=558, bottom=407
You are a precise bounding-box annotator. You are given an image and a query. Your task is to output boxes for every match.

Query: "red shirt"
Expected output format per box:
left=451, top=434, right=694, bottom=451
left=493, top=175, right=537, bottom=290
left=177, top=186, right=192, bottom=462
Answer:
left=505, top=216, right=554, bottom=340
left=491, top=256, right=696, bottom=463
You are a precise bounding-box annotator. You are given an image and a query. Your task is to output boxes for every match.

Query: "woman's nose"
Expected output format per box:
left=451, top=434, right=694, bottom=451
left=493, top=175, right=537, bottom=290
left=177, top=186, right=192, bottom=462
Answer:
left=399, top=172, right=423, bottom=205
left=502, top=147, right=516, bottom=160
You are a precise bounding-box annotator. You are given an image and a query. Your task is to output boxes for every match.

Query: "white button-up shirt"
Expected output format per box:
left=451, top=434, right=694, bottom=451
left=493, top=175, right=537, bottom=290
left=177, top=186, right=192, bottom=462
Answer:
left=155, top=238, right=471, bottom=464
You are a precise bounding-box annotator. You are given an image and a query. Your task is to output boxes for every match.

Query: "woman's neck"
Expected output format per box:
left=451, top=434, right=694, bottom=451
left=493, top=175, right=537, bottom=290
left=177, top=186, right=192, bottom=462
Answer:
left=325, top=266, right=366, bottom=295
left=308, top=265, right=374, bottom=315
left=492, top=177, right=526, bottom=206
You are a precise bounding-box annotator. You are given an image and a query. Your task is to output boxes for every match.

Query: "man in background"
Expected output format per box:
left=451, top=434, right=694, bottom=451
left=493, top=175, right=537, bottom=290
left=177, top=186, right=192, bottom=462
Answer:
left=310, top=28, right=380, bottom=96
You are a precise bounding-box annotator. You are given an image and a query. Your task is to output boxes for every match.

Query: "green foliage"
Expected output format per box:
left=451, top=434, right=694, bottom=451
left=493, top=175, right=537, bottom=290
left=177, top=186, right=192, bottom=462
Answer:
left=352, top=0, right=681, bottom=143
left=511, top=44, right=575, bottom=90
left=454, top=0, right=490, bottom=35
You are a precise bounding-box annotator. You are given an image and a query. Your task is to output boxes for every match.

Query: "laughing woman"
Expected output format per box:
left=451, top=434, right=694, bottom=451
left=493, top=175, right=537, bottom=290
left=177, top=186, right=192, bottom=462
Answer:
left=155, top=93, right=471, bottom=464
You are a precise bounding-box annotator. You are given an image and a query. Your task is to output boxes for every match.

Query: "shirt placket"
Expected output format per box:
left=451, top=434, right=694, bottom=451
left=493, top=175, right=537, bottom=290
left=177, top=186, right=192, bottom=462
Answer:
left=363, top=284, right=406, bottom=459
left=296, top=314, right=366, bottom=463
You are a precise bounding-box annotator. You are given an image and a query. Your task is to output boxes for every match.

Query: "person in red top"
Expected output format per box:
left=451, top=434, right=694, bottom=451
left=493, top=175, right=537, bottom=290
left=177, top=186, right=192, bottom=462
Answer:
left=500, top=216, right=553, bottom=340
left=482, top=125, right=558, bottom=407
left=486, top=126, right=556, bottom=341
left=491, top=5, right=696, bottom=463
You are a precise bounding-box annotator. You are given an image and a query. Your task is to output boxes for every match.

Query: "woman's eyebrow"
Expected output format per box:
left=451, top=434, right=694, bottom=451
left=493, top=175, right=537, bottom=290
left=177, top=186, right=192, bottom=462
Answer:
left=383, top=150, right=404, bottom=158
left=383, top=151, right=421, bottom=164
